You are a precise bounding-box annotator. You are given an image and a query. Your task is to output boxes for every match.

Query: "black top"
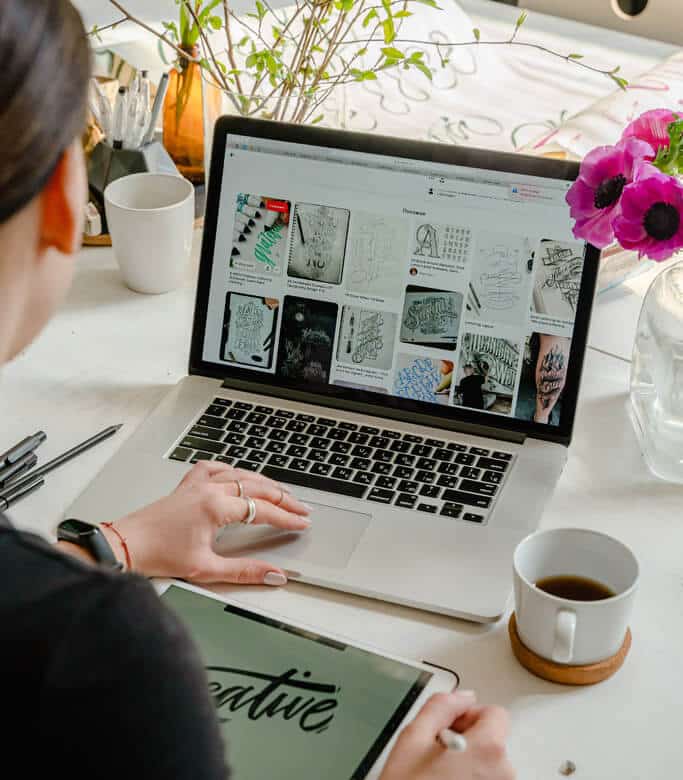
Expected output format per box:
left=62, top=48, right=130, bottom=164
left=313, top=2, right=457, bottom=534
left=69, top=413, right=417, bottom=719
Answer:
left=0, top=513, right=229, bottom=779
left=459, top=374, right=486, bottom=409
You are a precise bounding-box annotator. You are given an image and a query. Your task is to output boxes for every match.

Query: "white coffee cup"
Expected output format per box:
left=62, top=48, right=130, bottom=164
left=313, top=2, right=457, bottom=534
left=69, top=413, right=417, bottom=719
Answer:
left=104, top=173, right=195, bottom=294
left=513, top=528, right=639, bottom=666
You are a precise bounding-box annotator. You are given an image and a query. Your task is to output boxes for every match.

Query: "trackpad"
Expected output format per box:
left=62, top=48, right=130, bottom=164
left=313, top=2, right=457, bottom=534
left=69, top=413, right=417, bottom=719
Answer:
left=215, top=501, right=371, bottom=570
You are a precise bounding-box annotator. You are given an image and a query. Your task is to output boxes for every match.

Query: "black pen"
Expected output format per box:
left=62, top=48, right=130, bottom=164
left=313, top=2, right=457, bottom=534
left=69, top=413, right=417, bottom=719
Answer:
left=0, top=451, right=38, bottom=487
left=1, top=425, right=123, bottom=496
left=0, top=430, right=46, bottom=467
left=0, top=476, right=45, bottom=511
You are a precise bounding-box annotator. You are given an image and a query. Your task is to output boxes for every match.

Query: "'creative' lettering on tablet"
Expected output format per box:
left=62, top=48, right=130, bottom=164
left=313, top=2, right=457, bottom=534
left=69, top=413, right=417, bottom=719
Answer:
left=207, top=666, right=339, bottom=734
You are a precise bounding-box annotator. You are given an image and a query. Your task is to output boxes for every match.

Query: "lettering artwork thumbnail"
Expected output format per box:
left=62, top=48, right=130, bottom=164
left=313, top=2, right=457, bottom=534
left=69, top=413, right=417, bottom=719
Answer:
left=220, top=293, right=279, bottom=369
left=399, top=285, right=463, bottom=350
left=230, top=193, right=291, bottom=275
left=453, top=333, right=520, bottom=415
left=515, top=332, right=571, bottom=426
left=531, top=239, right=585, bottom=321
left=336, top=306, right=398, bottom=371
left=276, top=296, right=339, bottom=384
left=288, top=202, right=350, bottom=285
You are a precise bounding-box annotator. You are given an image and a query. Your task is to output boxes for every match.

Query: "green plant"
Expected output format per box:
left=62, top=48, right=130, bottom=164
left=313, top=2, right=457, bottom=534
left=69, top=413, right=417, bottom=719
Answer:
left=99, top=1, right=626, bottom=125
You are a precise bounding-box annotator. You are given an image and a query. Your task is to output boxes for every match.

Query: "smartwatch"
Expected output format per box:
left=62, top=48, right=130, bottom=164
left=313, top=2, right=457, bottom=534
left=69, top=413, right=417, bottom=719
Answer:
left=57, top=519, right=123, bottom=571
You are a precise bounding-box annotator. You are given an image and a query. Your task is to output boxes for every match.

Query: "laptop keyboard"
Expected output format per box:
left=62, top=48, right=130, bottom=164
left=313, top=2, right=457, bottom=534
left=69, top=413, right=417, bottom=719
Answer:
left=167, top=397, right=515, bottom=525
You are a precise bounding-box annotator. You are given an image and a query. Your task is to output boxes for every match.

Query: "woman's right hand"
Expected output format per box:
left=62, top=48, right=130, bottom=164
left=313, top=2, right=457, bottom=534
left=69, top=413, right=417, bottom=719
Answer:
left=379, top=691, right=514, bottom=780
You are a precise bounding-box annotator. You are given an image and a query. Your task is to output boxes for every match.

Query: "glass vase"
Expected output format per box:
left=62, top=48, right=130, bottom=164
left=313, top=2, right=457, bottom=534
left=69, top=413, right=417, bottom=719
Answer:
left=630, top=257, right=683, bottom=483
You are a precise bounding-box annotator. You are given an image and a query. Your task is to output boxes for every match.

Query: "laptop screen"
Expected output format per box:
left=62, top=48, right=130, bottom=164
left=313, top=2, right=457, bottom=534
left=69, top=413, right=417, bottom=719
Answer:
left=196, top=122, right=596, bottom=440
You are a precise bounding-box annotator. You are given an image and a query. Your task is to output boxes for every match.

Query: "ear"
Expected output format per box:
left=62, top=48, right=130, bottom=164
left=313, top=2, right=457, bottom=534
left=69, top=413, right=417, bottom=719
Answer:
left=39, top=142, right=85, bottom=255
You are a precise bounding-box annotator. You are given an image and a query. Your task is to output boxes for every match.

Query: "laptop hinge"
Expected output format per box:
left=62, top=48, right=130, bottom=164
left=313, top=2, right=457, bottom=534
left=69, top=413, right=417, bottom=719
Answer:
left=220, top=378, right=527, bottom=445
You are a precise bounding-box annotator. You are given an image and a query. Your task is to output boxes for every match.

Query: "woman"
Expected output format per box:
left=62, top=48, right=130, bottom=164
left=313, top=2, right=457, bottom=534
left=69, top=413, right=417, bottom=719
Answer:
left=0, top=2, right=514, bottom=779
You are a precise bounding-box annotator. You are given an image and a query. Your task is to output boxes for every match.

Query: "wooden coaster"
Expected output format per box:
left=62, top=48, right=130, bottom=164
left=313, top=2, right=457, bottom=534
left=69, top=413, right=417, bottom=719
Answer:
left=508, top=612, right=631, bottom=686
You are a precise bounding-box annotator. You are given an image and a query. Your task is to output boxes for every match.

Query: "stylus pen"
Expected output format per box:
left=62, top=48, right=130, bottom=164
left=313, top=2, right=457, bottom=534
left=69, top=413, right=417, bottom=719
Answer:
left=0, top=451, right=38, bottom=488
left=438, top=729, right=468, bottom=752
left=0, top=425, right=123, bottom=496
left=0, top=476, right=45, bottom=511
left=0, top=430, right=46, bottom=467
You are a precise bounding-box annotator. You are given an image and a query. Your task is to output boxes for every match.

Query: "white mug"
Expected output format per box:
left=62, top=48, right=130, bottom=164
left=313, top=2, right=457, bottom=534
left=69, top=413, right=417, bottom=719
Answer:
left=513, top=528, right=639, bottom=666
left=104, top=173, right=195, bottom=294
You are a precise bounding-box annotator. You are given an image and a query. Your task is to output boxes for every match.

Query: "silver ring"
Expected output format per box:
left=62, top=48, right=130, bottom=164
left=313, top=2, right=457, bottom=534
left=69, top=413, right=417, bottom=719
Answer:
left=234, top=480, right=244, bottom=498
left=276, top=487, right=285, bottom=507
left=241, top=497, right=257, bottom=525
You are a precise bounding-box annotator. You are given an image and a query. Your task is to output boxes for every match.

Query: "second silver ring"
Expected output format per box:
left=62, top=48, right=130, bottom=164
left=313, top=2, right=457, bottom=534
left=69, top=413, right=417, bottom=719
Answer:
left=241, top=496, right=257, bottom=525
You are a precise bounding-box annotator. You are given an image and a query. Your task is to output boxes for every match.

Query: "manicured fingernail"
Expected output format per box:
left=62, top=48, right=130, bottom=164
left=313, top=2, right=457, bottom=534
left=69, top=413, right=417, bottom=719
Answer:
left=264, top=571, right=288, bottom=586
left=301, top=503, right=314, bottom=514
left=298, top=516, right=312, bottom=526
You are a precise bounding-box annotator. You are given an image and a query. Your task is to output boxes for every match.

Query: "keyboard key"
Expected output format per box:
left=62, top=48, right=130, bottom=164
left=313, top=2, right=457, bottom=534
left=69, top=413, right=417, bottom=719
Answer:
left=227, top=445, right=248, bottom=458
left=360, top=425, right=380, bottom=435
left=198, top=415, right=227, bottom=430
left=353, top=471, right=375, bottom=485
left=274, top=409, right=294, bottom=418
left=248, top=425, right=268, bottom=438
left=295, top=413, right=315, bottom=422
left=212, top=398, right=232, bottom=407
left=181, top=436, right=225, bottom=454
left=189, top=425, right=224, bottom=441
left=328, top=453, right=350, bottom=466
left=348, top=432, right=369, bottom=445
left=403, top=434, right=423, bottom=443
left=447, top=442, right=467, bottom=451
left=246, top=412, right=267, bottom=425
left=190, top=451, right=214, bottom=462
left=255, top=405, right=273, bottom=414
left=482, top=470, right=503, bottom=484
left=286, top=420, right=308, bottom=433
left=227, top=420, right=249, bottom=434
left=425, top=438, right=445, bottom=447
left=412, top=445, right=433, bottom=457
left=441, top=503, right=462, bottom=518
left=290, top=459, right=309, bottom=472
left=381, top=429, right=401, bottom=439
left=216, top=455, right=235, bottom=465
left=469, top=447, right=490, bottom=456
left=436, top=475, right=458, bottom=489
left=415, top=469, right=436, bottom=484
left=289, top=433, right=310, bottom=447
left=265, top=440, right=287, bottom=454
left=246, top=450, right=268, bottom=464
left=205, top=404, right=227, bottom=417
left=310, top=462, right=332, bottom=476
left=417, top=503, right=438, bottom=514
left=390, top=440, right=411, bottom=453
left=460, top=467, right=481, bottom=480
left=268, top=454, right=290, bottom=468
left=459, top=479, right=497, bottom=497
left=392, top=466, right=414, bottom=480
left=234, top=401, right=253, bottom=410
left=327, top=428, right=348, bottom=441
left=477, top=457, right=510, bottom=473
left=433, top=448, right=453, bottom=462
left=267, top=429, right=289, bottom=442
left=317, top=417, right=336, bottom=426
left=370, top=436, right=390, bottom=449
left=286, top=445, right=308, bottom=458
left=170, top=446, right=192, bottom=462
left=398, top=480, right=419, bottom=494
left=331, top=467, right=354, bottom=481
left=375, top=476, right=397, bottom=489
left=441, top=489, right=492, bottom=509
left=307, top=424, right=328, bottom=437
left=268, top=416, right=287, bottom=429
left=310, top=437, right=330, bottom=450
left=235, top=459, right=260, bottom=471
left=330, top=441, right=351, bottom=454
left=492, top=451, right=513, bottom=461
left=339, top=421, right=358, bottom=431
left=394, top=454, right=416, bottom=467
left=308, top=449, right=328, bottom=463
left=395, top=493, right=418, bottom=508
left=350, top=457, right=371, bottom=471
left=351, top=445, right=373, bottom=459
left=261, top=466, right=367, bottom=498
left=372, top=450, right=394, bottom=463
left=454, top=453, right=476, bottom=466
left=245, top=437, right=266, bottom=450
left=226, top=408, right=246, bottom=420
left=371, top=462, right=392, bottom=475
left=463, top=512, right=484, bottom=524
left=437, top=462, right=459, bottom=476
left=420, top=484, right=441, bottom=498
left=367, top=488, right=394, bottom=504
left=416, top=457, right=437, bottom=471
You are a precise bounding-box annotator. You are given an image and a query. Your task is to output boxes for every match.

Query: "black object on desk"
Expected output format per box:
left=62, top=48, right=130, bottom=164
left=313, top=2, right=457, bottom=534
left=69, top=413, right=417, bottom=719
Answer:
left=0, top=477, right=45, bottom=512
left=0, top=451, right=38, bottom=488
left=0, top=431, right=46, bottom=468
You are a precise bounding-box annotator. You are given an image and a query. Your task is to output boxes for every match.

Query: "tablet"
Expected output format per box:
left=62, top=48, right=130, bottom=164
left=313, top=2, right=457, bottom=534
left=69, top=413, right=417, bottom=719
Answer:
left=157, top=581, right=458, bottom=780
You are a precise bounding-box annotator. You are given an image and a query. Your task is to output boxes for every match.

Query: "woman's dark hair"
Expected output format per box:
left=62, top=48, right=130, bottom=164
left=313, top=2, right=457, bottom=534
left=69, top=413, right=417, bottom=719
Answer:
left=0, top=0, right=90, bottom=225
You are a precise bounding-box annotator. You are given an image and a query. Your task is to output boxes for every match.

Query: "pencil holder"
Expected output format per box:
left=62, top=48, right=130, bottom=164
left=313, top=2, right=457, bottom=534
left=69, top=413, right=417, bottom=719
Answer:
left=87, top=140, right=179, bottom=236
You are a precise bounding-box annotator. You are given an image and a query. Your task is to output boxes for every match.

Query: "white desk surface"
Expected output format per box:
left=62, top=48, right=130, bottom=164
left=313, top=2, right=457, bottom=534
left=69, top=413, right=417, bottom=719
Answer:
left=3, top=234, right=682, bottom=779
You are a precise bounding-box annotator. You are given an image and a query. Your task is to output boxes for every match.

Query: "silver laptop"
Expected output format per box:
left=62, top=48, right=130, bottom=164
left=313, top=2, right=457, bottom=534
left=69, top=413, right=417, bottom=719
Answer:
left=67, top=117, right=599, bottom=622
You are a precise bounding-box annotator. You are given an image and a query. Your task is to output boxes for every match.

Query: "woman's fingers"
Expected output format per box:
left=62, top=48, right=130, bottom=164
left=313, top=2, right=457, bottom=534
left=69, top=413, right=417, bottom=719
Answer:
left=209, top=471, right=311, bottom=516
left=249, top=498, right=311, bottom=531
left=204, top=489, right=310, bottom=531
left=195, top=555, right=289, bottom=586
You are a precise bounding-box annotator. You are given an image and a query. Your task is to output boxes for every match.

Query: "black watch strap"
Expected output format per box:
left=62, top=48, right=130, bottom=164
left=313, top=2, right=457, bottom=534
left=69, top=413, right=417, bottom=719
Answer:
left=57, top=519, right=123, bottom=571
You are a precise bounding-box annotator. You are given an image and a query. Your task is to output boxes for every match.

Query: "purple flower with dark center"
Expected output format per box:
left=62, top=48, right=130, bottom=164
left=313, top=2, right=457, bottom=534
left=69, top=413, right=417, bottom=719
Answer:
left=622, top=109, right=678, bottom=152
left=613, top=164, right=683, bottom=261
left=566, top=137, right=654, bottom=248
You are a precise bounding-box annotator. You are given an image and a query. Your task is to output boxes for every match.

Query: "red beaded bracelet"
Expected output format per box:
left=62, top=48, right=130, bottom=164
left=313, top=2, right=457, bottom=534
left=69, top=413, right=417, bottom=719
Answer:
left=101, top=522, right=133, bottom=571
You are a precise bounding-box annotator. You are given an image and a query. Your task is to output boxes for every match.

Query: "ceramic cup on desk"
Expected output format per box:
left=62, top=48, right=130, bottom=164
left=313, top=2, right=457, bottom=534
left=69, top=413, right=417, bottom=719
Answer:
left=104, top=173, right=194, bottom=294
left=513, top=528, right=639, bottom=666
